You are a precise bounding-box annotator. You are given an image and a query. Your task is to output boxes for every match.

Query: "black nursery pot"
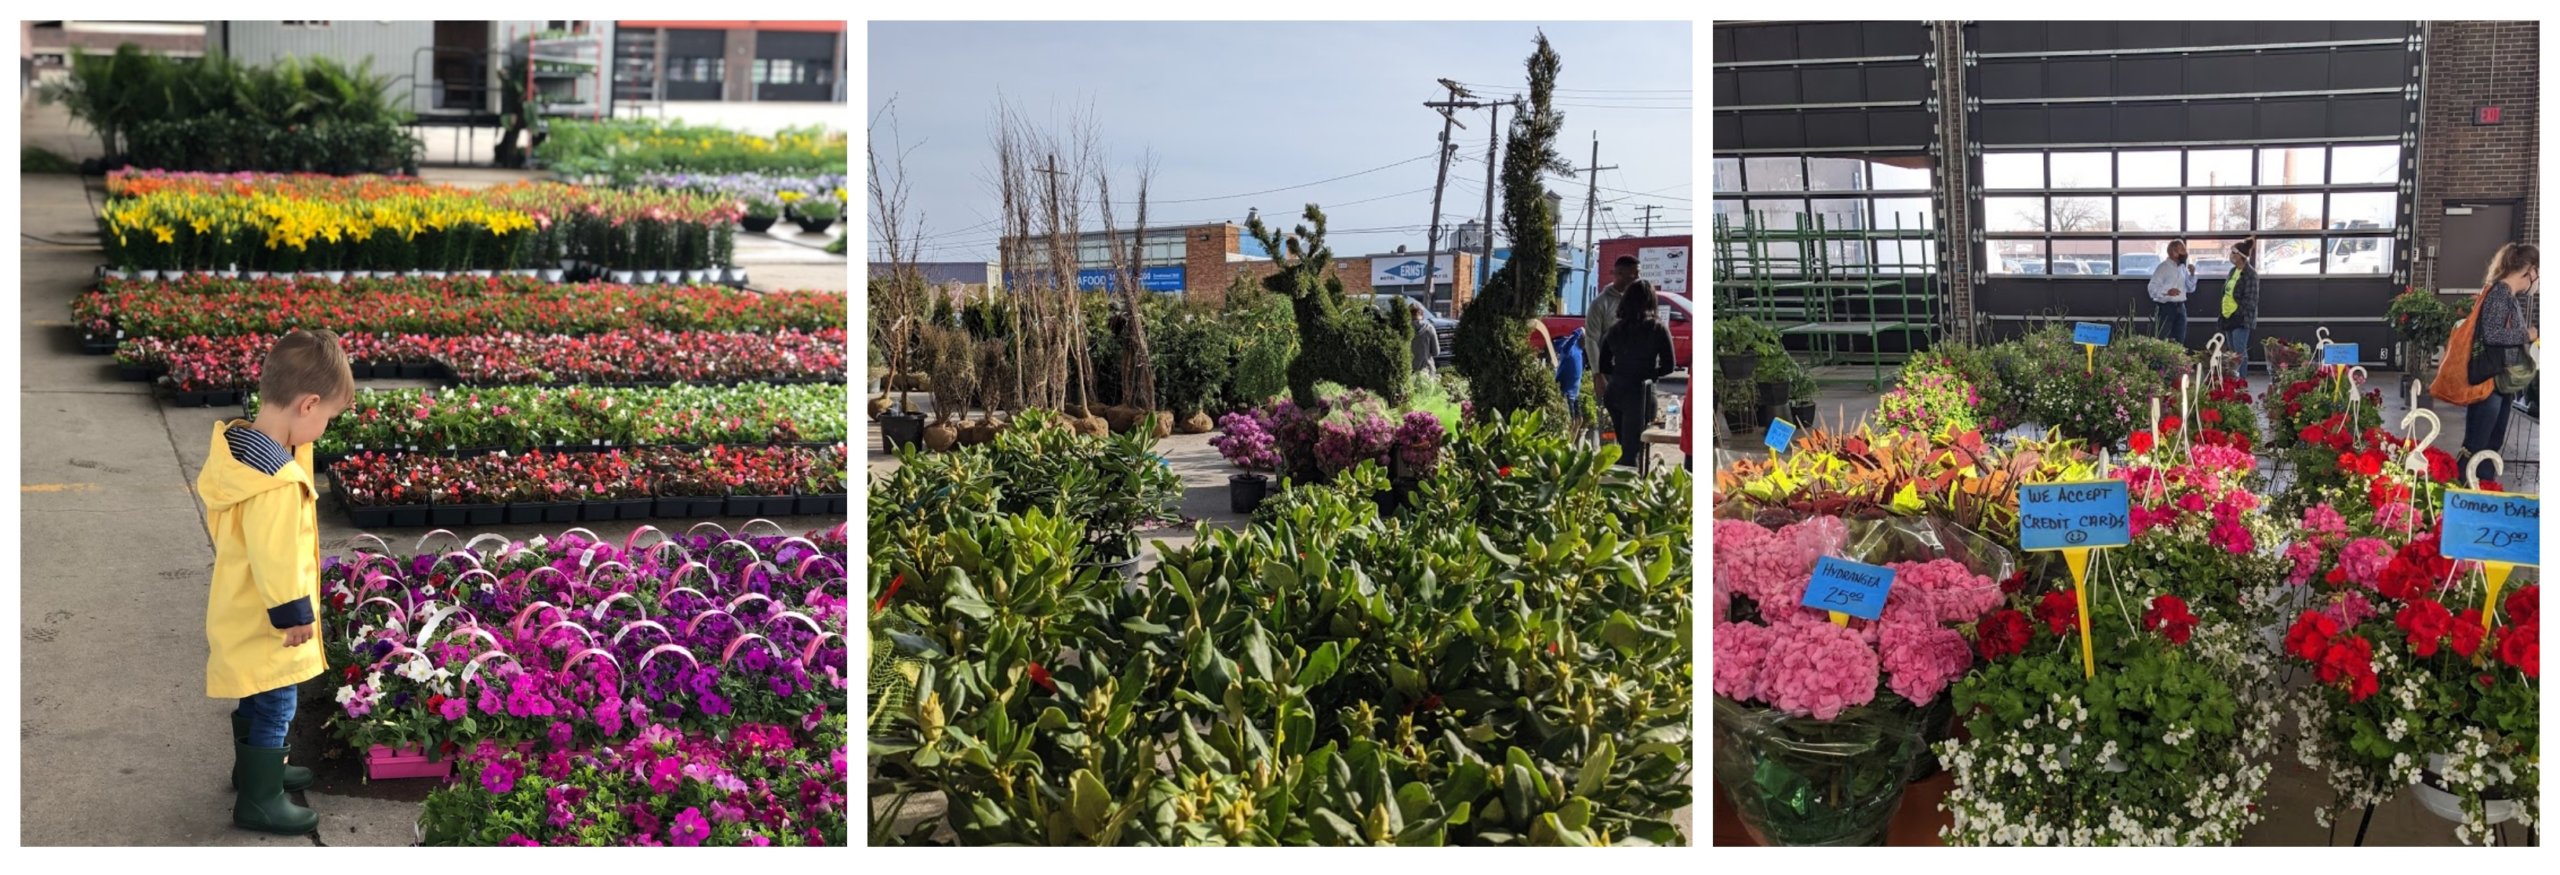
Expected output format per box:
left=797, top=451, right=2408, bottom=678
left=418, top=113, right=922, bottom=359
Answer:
left=741, top=215, right=778, bottom=233
left=879, top=411, right=926, bottom=452
left=655, top=496, right=693, bottom=519
left=1228, top=473, right=1269, bottom=514
left=467, top=505, right=504, bottom=527
left=617, top=498, right=655, bottom=520
left=794, top=217, right=836, bottom=235
left=1717, top=354, right=1756, bottom=381
left=761, top=496, right=798, bottom=517
left=429, top=505, right=469, bottom=528
left=506, top=503, right=544, bottom=525
left=795, top=494, right=830, bottom=516
left=387, top=505, right=429, bottom=528
left=1789, top=402, right=1818, bottom=425
left=346, top=505, right=393, bottom=529
left=725, top=495, right=764, bottom=517
left=541, top=502, right=579, bottom=524
left=827, top=494, right=848, bottom=515
left=579, top=500, right=616, bottom=522
left=1756, top=380, right=1790, bottom=406
left=689, top=497, right=726, bottom=518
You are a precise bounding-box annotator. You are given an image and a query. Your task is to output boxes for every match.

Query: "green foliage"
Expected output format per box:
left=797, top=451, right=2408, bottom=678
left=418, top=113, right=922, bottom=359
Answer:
left=1873, top=361, right=1982, bottom=437
left=869, top=411, right=1693, bottom=845
left=873, top=408, right=1182, bottom=560
left=1250, top=205, right=1411, bottom=406
left=20, top=146, right=77, bottom=174
left=1711, top=315, right=1779, bottom=359
left=1455, top=33, right=1568, bottom=424
left=1222, top=289, right=1298, bottom=408
left=2386, top=286, right=2461, bottom=351
left=43, top=46, right=416, bottom=173
left=1150, top=305, right=1232, bottom=418
left=1978, top=327, right=2187, bottom=447
left=539, top=119, right=847, bottom=182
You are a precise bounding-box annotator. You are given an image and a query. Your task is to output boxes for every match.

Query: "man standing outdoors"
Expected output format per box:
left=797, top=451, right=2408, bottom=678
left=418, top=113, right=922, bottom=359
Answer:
left=2147, top=240, right=2196, bottom=344
left=1587, top=254, right=1639, bottom=397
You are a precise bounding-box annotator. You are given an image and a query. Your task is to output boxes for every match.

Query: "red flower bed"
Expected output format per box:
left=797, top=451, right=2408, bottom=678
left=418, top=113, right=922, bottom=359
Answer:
left=73, top=276, right=842, bottom=341
left=123, top=329, right=846, bottom=392
left=330, top=445, right=847, bottom=508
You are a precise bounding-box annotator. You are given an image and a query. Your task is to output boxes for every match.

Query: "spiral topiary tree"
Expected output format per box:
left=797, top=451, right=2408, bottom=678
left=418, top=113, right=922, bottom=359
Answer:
left=1248, top=204, right=1412, bottom=406
left=1455, top=32, right=1567, bottom=424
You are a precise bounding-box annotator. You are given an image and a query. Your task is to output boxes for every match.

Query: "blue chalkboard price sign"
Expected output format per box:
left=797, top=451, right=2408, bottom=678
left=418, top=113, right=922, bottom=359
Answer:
left=2073, top=322, right=2112, bottom=346
left=2017, top=480, right=2133, bottom=551
left=2441, top=488, right=2539, bottom=566
left=1800, top=556, right=1897, bottom=621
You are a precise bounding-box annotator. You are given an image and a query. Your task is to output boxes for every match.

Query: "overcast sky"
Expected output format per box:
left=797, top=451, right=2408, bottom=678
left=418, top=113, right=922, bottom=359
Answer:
left=867, top=21, right=1693, bottom=264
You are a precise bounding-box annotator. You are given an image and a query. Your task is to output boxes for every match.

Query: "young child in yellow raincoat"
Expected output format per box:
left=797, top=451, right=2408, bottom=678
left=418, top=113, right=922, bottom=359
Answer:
left=197, top=330, right=354, bottom=836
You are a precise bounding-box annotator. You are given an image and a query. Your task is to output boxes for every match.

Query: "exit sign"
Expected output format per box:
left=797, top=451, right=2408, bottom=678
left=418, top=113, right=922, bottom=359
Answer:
left=2477, top=105, right=2503, bottom=125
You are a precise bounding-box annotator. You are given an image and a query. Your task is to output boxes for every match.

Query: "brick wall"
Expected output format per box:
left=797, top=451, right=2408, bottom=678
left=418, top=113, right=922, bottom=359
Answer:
left=1185, top=234, right=1477, bottom=312
left=2415, top=20, right=2539, bottom=292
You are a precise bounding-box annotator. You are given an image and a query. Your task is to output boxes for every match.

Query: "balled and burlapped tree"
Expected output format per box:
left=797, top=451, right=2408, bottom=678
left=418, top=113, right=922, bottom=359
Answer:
left=1248, top=204, right=1411, bottom=406
left=1455, top=32, right=1569, bottom=424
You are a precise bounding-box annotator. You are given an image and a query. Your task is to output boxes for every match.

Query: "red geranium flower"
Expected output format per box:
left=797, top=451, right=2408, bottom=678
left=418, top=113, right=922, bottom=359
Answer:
left=2143, top=594, right=2198, bottom=645
left=2494, top=622, right=2538, bottom=678
left=2035, top=590, right=2079, bottom=637
left=2449, top=609, right=2489, bottom=659
left=2130, top=431, right=2155, bottom=454
left=1977, top=608, right=2031, bottom=660
left=2315, top=635, right=2379, bottom=701
left=2506, top=585, right=2540, bottom=627
left=2395, top=597, right=2455, bottom=657
left=2285, top=611, right=2341, bottom=660
left=2158, top=415, right=2182, bottom=433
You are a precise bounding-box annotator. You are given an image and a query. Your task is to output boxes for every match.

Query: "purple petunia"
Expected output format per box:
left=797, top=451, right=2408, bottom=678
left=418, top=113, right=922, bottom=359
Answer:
left=669, top=807, right=710, bottom=847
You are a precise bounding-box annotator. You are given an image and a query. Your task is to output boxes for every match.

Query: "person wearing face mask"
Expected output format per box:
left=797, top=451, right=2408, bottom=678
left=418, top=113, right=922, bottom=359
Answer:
left=2146, top=240, right=2196, bottom=343
left=2463, top=242, right=2539, bottom=458
left=2218, top=239, right=2262, bottom=376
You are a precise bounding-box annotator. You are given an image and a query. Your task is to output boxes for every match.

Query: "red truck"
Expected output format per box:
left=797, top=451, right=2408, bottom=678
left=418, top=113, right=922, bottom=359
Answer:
left=1529, top=234, right=1694, bottom=369
left=1531, top=291, right=1694, bottom=370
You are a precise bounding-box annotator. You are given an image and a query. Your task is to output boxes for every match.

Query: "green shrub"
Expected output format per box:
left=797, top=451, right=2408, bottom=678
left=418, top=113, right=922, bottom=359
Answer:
left=1223, top=290, right=1297, bottom=409
left=869, top=411, right=1692, bottom=845
left=1149, top=305, right=1232, bottom=419
left=42, top=46, right=417, bottom=173
left=1455, top=36, right=1569, bottom=424
left=1251, top=205, right=1410, bottom=406
left=20, top=146, right=77, bottom=174
left=1982, top=326, right=2186, bottom=447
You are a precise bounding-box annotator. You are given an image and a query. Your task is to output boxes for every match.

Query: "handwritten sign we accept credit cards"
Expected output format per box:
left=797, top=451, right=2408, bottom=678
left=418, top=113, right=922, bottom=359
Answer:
left=2017, top=480, right=2132, bottom=551
left=1800, top=556, right=1895, bottom=621
left=2073, top=322, right=2112, bottom=346
left=2441, top=488, right=2539, bottom=566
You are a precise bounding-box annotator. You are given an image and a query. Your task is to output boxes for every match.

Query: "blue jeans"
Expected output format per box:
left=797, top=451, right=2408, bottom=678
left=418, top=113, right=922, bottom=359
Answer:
left=2223, top=326, right=2251, bottom=377
left=2155, top=301, right=2186, bottom=344
left=237, top=686, right=297, bottom=749
left=2463, top=392, right=2514, bottom=457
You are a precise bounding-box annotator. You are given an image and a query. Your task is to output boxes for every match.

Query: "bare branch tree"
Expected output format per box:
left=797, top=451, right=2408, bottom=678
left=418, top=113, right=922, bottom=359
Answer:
left=865, top=97, right=927, bottom=415
left=1096, top=148, right=1160, bottom=413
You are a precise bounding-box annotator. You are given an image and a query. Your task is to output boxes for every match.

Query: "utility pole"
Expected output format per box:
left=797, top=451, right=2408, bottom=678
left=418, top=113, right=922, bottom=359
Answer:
left=1635, top=204, right=1663, bottom=237
left=1476, top=97, right=1511, bottom=317
left=1571, top=135, right=1617, bottom=319
left=1419, top=79, right=1469, bottom=313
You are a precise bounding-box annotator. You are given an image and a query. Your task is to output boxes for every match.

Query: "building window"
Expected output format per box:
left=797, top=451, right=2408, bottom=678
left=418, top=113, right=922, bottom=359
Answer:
left=1981, top=144, right=2401, bottom=277
left=1712, top=154, right=1937, bottom=275
left=667, top=56, right=721, bottom=83
left=282, top=21, right=331, bottom=28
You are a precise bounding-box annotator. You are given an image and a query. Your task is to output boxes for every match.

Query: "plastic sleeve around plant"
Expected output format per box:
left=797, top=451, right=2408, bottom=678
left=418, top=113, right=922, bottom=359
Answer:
left=1710, top=694, right=1938, bottom=847
left=1840, top=517, right=2018, bottom=589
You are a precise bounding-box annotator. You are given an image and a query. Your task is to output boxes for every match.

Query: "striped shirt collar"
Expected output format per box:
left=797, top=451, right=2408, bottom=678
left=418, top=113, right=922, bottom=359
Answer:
left=224, top=422, right=295, bottom=477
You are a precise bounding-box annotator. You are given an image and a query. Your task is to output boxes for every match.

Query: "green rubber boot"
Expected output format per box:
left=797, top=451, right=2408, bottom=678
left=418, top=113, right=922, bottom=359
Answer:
left=234, top=742, right=320, bottom=836
left=230, top=711, right=314, bottom=792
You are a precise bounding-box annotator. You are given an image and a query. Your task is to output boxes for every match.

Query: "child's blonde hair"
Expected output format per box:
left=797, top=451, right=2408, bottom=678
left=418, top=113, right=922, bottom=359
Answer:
left=259, top=330, right=355, bottom=406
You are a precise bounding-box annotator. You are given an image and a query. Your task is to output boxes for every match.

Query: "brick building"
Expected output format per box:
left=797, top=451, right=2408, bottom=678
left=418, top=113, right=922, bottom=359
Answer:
left=1004, top=222, right=1479, bottom=314
left=2413, top=20, right=2537, bottom=294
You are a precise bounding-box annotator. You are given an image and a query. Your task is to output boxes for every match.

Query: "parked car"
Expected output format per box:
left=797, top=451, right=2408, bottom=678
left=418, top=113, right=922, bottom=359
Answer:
left=2193, top=256, right=2233, bottom=277
left=2117, top=252, right=2164, bottom=277
left=1352, top=293, right=1456, bottom=364
left=1532, top=291, right=1694, bottom=370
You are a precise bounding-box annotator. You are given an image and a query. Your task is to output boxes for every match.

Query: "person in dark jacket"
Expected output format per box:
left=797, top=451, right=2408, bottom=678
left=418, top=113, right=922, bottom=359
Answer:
left=2220, top=239, right=2263, bottom=377
left=1408, top=298, right=1439, bottom=374
left=2464, top=242, right=2539, bottom=457
left=1598, top=280, right=1677, bottom=469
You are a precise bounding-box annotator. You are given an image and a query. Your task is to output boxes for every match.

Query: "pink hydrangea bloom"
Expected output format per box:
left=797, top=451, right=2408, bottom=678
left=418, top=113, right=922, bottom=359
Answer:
left=1711, top=621, right=1773, bottom=702
left=1880, top=558, right=2002, bottom=626
left=1759, top=616, right=1879, bottom=720
left=1878, top=620, right=1975, bottom=706
left=1712, top=515, right=1843, bottom=613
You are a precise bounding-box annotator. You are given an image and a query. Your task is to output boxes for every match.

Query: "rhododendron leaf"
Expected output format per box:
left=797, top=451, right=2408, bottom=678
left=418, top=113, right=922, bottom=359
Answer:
left=1574, top=736, right=1615, bottom=797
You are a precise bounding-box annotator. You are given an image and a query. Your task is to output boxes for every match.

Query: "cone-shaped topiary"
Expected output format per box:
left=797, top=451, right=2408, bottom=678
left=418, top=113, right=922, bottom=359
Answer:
left=1249, top=204, right=1411, bottom=406
left=1456, top=31, right=1567, bottom=425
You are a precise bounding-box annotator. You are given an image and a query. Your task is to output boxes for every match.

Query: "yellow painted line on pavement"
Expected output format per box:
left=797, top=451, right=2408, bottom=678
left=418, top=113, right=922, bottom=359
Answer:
left=29, top=320, right=69, bottom=327
left=22, top=483, right=100, bottom=493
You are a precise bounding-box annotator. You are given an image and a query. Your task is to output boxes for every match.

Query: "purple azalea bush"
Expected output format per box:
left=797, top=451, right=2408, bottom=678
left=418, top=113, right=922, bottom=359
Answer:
left=1238, top=389, right=1447, bottom=483
left=1210, top=410, right=1279, bottom=473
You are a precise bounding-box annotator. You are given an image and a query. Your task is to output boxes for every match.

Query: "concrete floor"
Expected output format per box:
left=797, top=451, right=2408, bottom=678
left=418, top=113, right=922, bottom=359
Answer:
left=16, top=168, right=849, bottom=845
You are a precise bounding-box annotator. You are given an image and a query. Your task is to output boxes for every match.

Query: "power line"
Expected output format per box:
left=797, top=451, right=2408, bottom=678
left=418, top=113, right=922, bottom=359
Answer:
left=1454, top=81, right=1689, bottom=94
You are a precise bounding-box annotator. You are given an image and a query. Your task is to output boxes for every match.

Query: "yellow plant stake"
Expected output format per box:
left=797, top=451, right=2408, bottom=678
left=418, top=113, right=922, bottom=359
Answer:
left=2063, top=547, right=2095, bottom=678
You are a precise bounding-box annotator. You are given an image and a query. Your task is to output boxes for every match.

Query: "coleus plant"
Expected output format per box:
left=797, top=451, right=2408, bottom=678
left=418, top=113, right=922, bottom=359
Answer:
left=1711, top=424, right=2098, bottom=539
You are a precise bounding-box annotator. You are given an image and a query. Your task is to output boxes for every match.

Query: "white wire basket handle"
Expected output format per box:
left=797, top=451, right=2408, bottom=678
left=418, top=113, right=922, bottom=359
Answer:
left=589, top=591, right=649, bottom=624
left=739, top=518, right=788, bottom=539
left=413, top=603, right=482, bottom=650
left=347, top=533, right=396, bottom=558
left=798, top=631, right=842, bottom=668
left=361, top=569, right=417, bottom=613
left=669, top=560, right=716, bottom=591
left=464, top=533, right=513, bottom=556
left=584, top=559, right=635, bottom=591
left=611, top=619, right=673, bottom=648
left=622, top=525, right=668, bottom=555
left=522, top=565, right=571, bottom=597
left=726, top=592, right=776, bottom=615
left=345, top=597, right=410, bottom=637
left=440, top=625, right=502, bottom=654
left=721, top=632, right=785, bottom=665
left=683, top=609, right=738, bottom=639
left=794, top=555, right=846, bottom=584
left=428, top=550, right=485, bottom=578
left=684, top=521, right=731, bottom=540
left=636, top=643, right=698, bottom=674
left=639, top=539, right=692, bottom=572
left=706, top=539, right=764, bottom=577
left=764, top=611, right=821, bottom=637
left=557, top=527, right=605, bottom=552
left=771, top=536, right=822, bottom=565
left=366, top=645, right=427, bottom=672
left=412, top=528, right=464, bottom=556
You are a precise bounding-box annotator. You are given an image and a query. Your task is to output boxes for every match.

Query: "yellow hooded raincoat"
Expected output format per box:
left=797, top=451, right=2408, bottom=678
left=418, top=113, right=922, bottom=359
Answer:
left=198, top=421, right=327, bottom=699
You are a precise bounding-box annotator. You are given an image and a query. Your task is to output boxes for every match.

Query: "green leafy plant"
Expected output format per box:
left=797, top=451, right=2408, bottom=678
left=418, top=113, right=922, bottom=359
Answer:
left=1251, top=205, right=1411, bottom=406
left=1454, top=33, right=1568, bottom=424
